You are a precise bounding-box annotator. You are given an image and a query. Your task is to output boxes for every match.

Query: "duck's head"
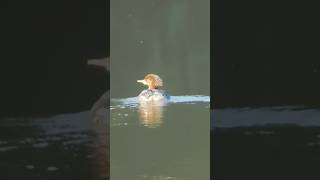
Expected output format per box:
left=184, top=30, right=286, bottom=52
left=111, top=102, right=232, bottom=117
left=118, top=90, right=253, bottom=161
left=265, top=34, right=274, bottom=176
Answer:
left=137, top=74, right=163, bottom=90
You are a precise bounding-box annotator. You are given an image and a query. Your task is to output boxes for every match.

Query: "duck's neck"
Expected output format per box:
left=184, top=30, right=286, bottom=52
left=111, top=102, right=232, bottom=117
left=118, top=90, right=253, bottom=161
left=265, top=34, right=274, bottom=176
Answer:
left=148, top=84, right=156, bottom=90
left=148, top=86, right=158, bottom=90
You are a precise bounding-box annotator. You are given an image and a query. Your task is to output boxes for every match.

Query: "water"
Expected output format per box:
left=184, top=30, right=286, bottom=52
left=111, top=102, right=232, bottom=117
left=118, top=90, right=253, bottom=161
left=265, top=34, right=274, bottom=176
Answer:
left=111, top=96, right=210, bottom=180
left=0, top=111, right=108, bottom=180
left=110, top=0, right=210, bottom=98
left=212, top=106, right=320, bottom=128
left=211, top=106, right=320, bottom=179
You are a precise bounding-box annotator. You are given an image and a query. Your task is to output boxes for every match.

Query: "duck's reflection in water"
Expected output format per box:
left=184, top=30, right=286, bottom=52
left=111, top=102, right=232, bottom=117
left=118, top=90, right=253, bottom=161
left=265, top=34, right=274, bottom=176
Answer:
left=138, top=102, right=165, bottom=128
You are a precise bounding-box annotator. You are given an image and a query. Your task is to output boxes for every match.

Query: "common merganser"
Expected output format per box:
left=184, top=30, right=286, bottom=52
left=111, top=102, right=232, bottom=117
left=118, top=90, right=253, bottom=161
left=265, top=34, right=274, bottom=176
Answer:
left=137, top=74, right=170, bottom=102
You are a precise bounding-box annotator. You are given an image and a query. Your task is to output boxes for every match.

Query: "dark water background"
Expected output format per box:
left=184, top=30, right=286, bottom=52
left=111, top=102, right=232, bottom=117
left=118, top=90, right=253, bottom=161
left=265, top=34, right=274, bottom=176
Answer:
left=0, top=0, right=109, bottom=116
left=0, top=0, right=109, bottom=179
left=212, top=0, right=320, bottom=179
left=0, top=112, right=108, bottom=180
left=211, top=106, right=320, bottom=180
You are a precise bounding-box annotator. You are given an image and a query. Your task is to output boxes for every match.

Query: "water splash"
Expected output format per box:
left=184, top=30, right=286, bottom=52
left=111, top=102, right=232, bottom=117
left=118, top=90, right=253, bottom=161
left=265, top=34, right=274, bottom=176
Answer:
left=169, top=95, right=210, bottom=103
left=111, top=95, right=210, bottom=109
left=211, top=106, right=320, bottom=129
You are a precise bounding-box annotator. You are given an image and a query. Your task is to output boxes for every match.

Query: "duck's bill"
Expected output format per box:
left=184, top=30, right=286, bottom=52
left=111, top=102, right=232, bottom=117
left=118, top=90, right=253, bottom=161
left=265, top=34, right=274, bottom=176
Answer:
left=137, top=79, right=147, bottom=85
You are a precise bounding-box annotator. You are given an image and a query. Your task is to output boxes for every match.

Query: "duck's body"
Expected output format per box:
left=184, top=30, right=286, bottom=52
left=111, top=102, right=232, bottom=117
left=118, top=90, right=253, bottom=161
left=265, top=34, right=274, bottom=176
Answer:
left=138, top=89, right=170, bottom=102
left=137, top=74, right=170, bottom=103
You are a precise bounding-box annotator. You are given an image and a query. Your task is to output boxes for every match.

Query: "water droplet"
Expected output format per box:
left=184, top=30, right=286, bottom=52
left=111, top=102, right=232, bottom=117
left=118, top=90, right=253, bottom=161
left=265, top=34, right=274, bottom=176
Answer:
left=26, top=165, right=35, bottom=170
left=47, top=166, right=59, bottom=171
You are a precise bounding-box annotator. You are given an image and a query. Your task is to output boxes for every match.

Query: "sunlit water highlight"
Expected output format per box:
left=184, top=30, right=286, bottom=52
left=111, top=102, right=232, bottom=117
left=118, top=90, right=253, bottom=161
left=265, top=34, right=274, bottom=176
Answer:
left=111, top=95, right=210, bottom=128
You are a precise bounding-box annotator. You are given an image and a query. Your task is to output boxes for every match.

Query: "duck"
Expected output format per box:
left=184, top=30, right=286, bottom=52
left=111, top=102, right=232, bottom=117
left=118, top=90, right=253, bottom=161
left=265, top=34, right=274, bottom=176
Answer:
left=137, top=74, right=170, bottom=102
